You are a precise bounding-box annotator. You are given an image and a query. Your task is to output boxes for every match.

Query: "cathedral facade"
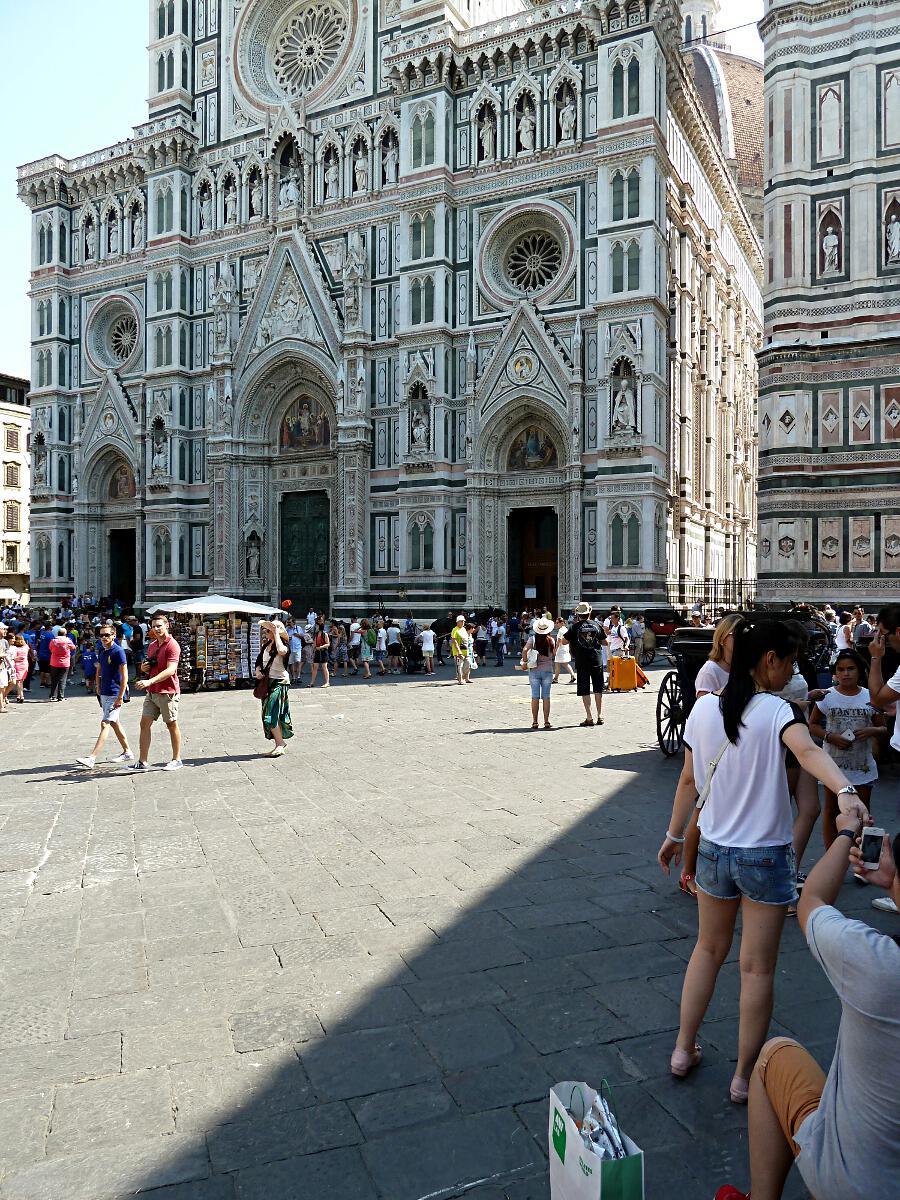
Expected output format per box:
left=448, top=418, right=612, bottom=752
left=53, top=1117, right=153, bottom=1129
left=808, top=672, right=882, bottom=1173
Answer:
left=20, top=0, right=760, bottom=615
left=757, top=0, right=900, bottom=603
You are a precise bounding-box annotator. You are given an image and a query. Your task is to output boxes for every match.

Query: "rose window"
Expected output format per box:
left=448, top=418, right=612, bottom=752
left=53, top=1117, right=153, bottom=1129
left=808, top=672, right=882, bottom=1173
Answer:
left=273, top=3, right=348, bottom=96
left=505, top=232, right=562, bottom=293
left=110, top=314, right=138, bottom=362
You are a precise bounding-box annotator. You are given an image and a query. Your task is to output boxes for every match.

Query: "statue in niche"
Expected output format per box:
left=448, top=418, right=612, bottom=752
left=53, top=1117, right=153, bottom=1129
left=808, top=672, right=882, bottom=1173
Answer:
left=250, top=176, right=263, bottom=217
left=354, top=148, right=369, bottom=194
left=246, top=533, right=261, bottom=579
left=85, top=222, right=97, bottom=260
left=325, top=152, right=340, bottom=201
left=131, top=208, right=144, bottom=249
left=224, top=183, right=237, bottom=225
left=611, top=373, right=637, bottom=432
left=478, top=109, right=496, bottom=162
left=559, top=92, right=577, bottom=142
left=347, top=229, right=366, bottom=274
left=517, top=103, right=536, bottom=152
left=886, top=211, right=900, bottom=264
left=383, top=138, right=399, bottom=185
left=411, top=405, right=429, bottom=449
left=199, top=190, right=212, bottom=230
left=354, top=371, right=366, bottom=411
left=822, top=224, right=840, bottom=274
left=255, top=312, right=274, bottom=350
left=151, top=430, right=169, bottom=476
left=108, top=215, right=120, bottom=255
left=278, top=175, right=290, bottom=208
left=33, top=447, right=47, bottom=487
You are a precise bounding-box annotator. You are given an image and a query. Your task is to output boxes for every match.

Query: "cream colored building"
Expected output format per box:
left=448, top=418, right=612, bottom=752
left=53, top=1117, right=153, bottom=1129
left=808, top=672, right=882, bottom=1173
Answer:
left=0, top=374, right=31, bottom=601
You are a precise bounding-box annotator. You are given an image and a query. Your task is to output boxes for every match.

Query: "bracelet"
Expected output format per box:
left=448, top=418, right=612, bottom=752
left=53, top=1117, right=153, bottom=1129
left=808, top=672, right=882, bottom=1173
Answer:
left=836, top=829, right=857, bottom=844
left=665, top=831, right=685, bottom=843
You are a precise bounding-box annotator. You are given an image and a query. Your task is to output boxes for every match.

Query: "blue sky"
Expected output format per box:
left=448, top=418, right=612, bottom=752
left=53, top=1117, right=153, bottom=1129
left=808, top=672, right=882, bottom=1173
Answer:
left=0, top=0, right=763, bottom=382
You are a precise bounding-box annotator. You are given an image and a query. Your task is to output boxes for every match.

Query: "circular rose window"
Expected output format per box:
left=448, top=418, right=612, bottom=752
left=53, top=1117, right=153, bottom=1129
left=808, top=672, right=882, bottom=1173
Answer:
left=273, top=4, right=348, bottom=96
left=478, top=203, right=575, bottom=308
left=506, top=232, right=562, bottom=293
left=110, top=314, right=138, bottom=362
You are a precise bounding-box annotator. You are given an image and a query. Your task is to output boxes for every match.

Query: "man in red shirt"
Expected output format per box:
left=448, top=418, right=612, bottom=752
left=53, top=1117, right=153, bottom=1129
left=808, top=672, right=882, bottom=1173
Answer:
left=129, top=614, right=183, bottom=771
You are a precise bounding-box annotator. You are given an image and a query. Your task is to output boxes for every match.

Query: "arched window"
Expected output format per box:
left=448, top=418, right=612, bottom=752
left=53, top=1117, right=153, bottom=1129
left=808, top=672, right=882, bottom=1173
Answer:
left=181, top=48, right=188, bottom=89
left=627, top=59, right=640, bottom=114
left=157, top=54, right=166, bottom=94
left=684, top=14, right=692, bottom=42
left=612, top=243, right=625, bottom=293
left=154, top=529, right=172, bottom=576
left=156, top=270, right=172, bottom=311
left=422, top=277, right=434, bottom=322
left=179, top=325, right=188, bottom=366
left=610, top=513, right=625, bottom=567
left=166, top=50, right=175, bottom=91
left=57, top=539, right=65, bottom=578
left=58, top=298, right=67, bottom=334
left=626, top=513, right=640, bottom=564
left=57, top=455, right=68, bottom=493
left=58, top=349, right=67, bottom=388
left=59, top=408, right=68, bottom=443
left=158, top=1, right=166, bottom=39
left=408, top=517, right=434, bottom=571
left=701, top=15, right=708, bottom=39
left=612, top=173, right=624, bottom=221
left=422, top=211, right=435, bottom=256
left=411, top=215, right=422, bottom=259
left=179, top=441, right=188, bottom=481
left=410, top=279, right=421, bottom=324
left=59, top=221, right=67, bottom=263
left=181, top=0, right=189, bottom=34
left=627, top=168, right=640, bottom=217
left=180, top=187, right=189, bottom=231
left=178, top=533, right=186, bottom=575
left=38, top=224, right=46, bottom=265
left=612, top=62, right=625, bottom=119
left=179, top=389, right=188, bottom=426
left=164, top=326, right=173, bottom=364
left=610, top=510, right=640, bottom=567
left=627, top=241, right=640, bottom=290
left=412, top=108, right=436, bottom=168
left=36, top=536, right=51, bottom=579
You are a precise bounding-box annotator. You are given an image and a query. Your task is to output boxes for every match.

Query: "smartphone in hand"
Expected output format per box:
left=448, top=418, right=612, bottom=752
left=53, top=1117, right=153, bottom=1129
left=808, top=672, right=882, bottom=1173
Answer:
left=860, top=827, right=886, bottom=870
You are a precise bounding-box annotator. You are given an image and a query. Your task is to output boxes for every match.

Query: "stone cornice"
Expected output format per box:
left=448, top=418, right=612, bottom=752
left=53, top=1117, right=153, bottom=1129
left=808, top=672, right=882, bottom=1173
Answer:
left=759, top=0, right=896, bottom=39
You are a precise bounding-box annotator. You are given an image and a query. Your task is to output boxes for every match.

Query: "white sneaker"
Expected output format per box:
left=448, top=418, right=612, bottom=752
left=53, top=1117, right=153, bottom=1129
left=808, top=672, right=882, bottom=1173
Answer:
left=269, top=745, right=286, bottom=757
left=75, top=756, right=95, bottom=769
left=872, top=896, right=898, bottom=914
left=111, top=751, right=135, bottom=764
left=162, top=759, right=184, bottom=771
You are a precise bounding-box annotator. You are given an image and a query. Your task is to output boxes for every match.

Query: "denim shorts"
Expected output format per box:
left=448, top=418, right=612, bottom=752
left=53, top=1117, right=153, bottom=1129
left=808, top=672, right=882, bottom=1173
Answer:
left=529, top=670, right=553, bottom=700
left=696, top=837, right=798, bottom=906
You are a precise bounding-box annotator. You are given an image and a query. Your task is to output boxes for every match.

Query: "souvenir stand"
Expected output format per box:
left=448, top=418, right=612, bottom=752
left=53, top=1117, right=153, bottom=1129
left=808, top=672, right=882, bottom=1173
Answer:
left=147, top=595, right=282, bottom=692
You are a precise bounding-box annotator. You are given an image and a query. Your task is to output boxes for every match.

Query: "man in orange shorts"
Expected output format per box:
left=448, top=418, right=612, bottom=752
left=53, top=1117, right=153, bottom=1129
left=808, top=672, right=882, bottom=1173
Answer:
left=715, top=803, right=900, bottom=1200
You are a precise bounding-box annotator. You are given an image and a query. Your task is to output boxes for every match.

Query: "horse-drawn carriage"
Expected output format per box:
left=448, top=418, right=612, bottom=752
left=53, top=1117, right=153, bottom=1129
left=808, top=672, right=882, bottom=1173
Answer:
left=655, top=605, right=836, bottom=756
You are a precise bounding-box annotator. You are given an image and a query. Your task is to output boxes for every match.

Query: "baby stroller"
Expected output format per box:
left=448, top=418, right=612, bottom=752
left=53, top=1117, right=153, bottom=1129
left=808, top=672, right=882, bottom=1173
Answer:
left=402, top=633, right=424, bottom=674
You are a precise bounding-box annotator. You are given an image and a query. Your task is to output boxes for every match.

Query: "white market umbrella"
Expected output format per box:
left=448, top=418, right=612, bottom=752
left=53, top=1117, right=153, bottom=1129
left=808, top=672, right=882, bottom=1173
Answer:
left=146, top=594, right=284, bottom=617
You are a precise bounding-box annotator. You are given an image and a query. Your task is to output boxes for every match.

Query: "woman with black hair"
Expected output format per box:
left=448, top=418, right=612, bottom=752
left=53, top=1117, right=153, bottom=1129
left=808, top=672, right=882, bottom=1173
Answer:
left=658, top=619, right=858, bottom=1106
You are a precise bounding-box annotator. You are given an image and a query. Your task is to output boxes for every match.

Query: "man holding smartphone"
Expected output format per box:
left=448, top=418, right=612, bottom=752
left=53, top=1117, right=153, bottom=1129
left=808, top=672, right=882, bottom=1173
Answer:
left=714, top=802, right=900, bottom=1200
left=865, top=604, right=900, bottom=913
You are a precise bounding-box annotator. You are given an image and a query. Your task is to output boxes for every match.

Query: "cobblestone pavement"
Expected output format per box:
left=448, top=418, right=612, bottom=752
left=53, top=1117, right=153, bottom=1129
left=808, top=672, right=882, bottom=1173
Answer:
left=1, top=664, right=896, bottom=1200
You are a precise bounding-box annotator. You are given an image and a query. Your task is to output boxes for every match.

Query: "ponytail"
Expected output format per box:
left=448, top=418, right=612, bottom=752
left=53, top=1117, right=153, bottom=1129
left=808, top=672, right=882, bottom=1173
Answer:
left=719, top=619, right=801, bottom=744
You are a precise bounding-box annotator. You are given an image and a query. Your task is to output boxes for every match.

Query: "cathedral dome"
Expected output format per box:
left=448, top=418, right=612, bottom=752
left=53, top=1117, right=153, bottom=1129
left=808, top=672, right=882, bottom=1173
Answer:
left=685, top=45, right=764, bottom=234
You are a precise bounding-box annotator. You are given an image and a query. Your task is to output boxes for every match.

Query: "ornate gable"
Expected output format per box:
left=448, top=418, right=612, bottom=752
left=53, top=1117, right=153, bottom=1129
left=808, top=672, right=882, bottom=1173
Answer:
left=80, top=370, right=139, bottom=463
left=234, top=234, right=342, bottom=375
left=476, top=302, right=574, bottom=425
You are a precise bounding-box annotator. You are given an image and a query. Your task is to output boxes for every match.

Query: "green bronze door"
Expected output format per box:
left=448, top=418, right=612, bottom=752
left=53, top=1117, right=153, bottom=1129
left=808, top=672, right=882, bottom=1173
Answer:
left=280, top=491, right=330, bottom=614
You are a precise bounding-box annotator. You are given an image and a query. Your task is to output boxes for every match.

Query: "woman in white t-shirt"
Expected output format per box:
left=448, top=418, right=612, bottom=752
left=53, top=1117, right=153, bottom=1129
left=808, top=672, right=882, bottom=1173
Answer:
left=809, top=650, right=884, bottom=848
left=552, top=617, right=575, bottom=684
left=679, top=614, right=743, bottom=897
left=658, top=618, right=855, bottom=1106
left=834, top=613, right=854, bottom=652
left=418, top=624, right=436, bottom=674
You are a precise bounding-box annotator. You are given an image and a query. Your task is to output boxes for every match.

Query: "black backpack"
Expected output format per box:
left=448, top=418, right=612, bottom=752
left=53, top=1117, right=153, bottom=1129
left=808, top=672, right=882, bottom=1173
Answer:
left=576, top=619, right=604, bottom=652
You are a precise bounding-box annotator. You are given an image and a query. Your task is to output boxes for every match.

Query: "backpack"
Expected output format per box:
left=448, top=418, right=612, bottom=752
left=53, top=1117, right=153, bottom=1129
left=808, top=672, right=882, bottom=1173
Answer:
left=366, top=628, right=377, bottom=647
left=576, top=619, right=604, bottom=652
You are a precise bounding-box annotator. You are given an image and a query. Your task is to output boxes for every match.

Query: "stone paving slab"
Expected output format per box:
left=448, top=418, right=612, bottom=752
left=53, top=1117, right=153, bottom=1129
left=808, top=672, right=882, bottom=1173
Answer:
left=1, top=665, right=896, bottom=1198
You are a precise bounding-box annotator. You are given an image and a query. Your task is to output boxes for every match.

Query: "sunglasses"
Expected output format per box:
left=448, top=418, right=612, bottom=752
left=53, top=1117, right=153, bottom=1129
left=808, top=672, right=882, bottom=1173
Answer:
left=99, top=633, right=114, bottom=639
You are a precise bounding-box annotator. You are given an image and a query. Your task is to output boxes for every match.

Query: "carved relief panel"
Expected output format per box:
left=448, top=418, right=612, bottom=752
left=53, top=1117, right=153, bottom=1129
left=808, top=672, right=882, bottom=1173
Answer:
left=818, top=516, right=842, bottom=574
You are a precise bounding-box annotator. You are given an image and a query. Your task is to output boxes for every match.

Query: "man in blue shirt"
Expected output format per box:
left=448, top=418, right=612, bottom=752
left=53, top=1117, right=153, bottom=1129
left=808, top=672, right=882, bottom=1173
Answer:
left=37, top=622, right=54, bottom=688
left=80, top=640, right=98, bottom=693
left=76, top=624, right=134, bottom=769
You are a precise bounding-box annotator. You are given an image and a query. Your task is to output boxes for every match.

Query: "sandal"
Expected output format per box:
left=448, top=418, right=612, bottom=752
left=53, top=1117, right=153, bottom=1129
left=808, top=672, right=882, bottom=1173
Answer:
left=596, top=717, right=605, bottom=725
left=670, top=1044, right=702, bottom=1078
left=580, top=718, right=594, bottom=727
left=531, top=722, right=539, bottom=730
left=679, top=873, right=697, bottom=898
left=543, top=723, right=552, bottom=730
left=729, top=1076, right=749, bottom=1105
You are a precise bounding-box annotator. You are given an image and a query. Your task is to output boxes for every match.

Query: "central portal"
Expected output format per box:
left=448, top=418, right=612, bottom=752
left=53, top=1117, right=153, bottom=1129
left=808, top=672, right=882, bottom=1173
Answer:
left=108, top=529, right=136, bottom=607
left=280, top=490, right=330, bottom=614
left=508, top=506, right=558, bottom=615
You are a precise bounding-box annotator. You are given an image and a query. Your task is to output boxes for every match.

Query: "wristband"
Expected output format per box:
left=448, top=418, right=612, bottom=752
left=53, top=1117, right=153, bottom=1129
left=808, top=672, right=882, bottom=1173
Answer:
left=665, top=832, right=685, bottom=843
left=836, top=829, right=857, bottom=844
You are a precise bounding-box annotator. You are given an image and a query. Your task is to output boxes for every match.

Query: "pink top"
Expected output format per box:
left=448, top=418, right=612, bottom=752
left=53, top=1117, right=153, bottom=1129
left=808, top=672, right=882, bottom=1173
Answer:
left=11, top=644, right=30, bottom=680
left=145, top=635, right=181, bottom=694
left=49, top=636, right=76, bottom=668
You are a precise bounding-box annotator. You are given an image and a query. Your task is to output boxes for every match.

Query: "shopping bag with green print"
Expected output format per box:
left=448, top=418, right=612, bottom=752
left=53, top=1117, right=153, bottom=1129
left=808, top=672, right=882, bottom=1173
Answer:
left=549, top=1080, right=645, bottom=1200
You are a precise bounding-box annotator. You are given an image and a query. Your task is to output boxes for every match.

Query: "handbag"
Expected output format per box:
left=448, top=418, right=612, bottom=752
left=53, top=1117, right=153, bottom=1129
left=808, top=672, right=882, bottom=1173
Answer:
left=526, top=647, right=539, bottom=669
left=253, top=647, right=274, bottom=700
left=696, top=695, right=764, bottom=811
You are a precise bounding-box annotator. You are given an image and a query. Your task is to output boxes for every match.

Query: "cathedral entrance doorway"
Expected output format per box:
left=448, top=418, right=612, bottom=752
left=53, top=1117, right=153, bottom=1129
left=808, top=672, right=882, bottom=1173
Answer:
left=508, top=506, right=558, bottom=615
left=280, top=491, right=330, bottom=614
left=108, top=529, right=136, bottom=608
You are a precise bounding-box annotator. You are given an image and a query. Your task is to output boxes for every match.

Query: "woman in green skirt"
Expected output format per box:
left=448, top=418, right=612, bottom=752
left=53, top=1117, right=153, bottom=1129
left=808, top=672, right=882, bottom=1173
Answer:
left=255, top=619, right=293, bottom=757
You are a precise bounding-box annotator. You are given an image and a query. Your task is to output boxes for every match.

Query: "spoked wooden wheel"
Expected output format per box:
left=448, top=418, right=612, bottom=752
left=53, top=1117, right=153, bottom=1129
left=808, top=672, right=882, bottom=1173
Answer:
left=656, top=670, right=685, bottom=756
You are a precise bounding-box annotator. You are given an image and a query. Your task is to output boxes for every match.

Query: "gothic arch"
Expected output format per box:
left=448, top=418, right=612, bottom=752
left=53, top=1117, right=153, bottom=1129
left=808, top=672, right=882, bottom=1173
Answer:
left=235, top=348, right=337, bottom=441
left=476, top=396, right=569, bottom=474
left=81, top=445, right=136, bottom=503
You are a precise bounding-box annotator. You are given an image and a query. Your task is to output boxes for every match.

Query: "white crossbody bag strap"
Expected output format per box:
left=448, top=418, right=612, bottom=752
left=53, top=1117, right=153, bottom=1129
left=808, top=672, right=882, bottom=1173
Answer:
left=695, top=695, right=765, bottom=812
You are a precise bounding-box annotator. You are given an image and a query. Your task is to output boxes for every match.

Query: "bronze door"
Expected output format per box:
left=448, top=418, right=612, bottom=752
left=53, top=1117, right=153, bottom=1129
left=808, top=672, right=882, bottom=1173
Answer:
left=280, top=491, right=330, bottom=613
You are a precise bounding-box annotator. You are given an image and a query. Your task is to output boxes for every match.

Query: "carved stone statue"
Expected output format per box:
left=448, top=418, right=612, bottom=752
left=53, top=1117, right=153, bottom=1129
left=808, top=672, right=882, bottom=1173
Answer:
left=278, top=176, right=290, bottom=209
left=383, top=139, right=399, bottom=184
left=478, top=111, right=495, bottom=162
left=286, top=168, right=301, bottom=206
left=411, top=406, right=429, bottom=448
left=85, top=223, right=97, bottom=260
left=224, top=184, right=237, bottom=225
left=250, top=176, right=263, bottom=217
left=325, top=154, right=340, bottom=201
left=354, top=370, right=366, bottom=411
left=518, top=106, right=536, bottom=152
left=108, top=216, right=120, bottom=255
left=611, top=376, right=637, bottom=432
left=246, top=536, right=261, bottom=579
left=887, top=213, right=900, bottom=264
left=33, top=448, right=47, bottom=487
left=132, top=209, right=144, bottom=248
left=151, top=431, right=169, bottom=476
left=199, top=192, right=212, bottom=230
left=822, top=225, right=840, bottom=274
left=354, top=149, right=369, bottom=194
left=559, top=97, right=576, bottom=142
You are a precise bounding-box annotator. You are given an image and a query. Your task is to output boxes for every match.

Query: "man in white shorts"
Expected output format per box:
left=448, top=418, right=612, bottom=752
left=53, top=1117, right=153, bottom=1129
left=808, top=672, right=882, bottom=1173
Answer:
left=76, top=624, right=134, bottom=768
left=287, top=621, right=305, bottom=685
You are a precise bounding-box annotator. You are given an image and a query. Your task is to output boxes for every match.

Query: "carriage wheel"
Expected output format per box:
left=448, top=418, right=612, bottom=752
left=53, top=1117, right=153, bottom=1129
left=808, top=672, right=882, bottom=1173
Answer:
left=656, top=670, right=685, bottom=757
left=640, top=648, right=655, bottom=668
